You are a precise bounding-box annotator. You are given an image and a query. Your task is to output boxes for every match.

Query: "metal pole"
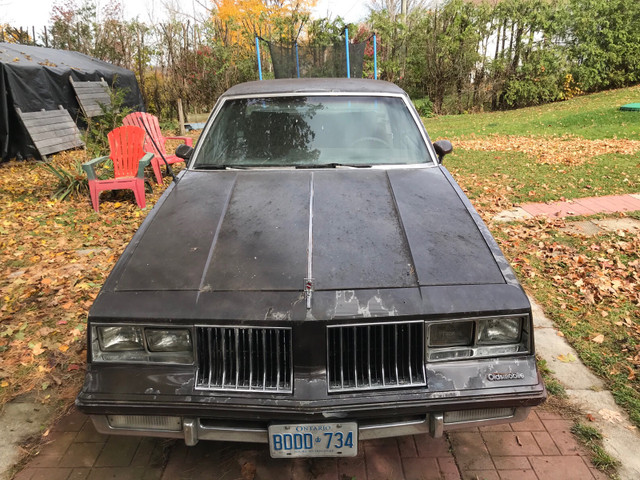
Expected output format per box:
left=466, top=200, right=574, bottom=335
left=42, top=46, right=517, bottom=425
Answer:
left=255, top=37, right=263, bottom=80
left=295, top=42, right=300, bottom=78
left=345, top=28, right=350, bottom=79
left=373, top=34, right=378, bottom=80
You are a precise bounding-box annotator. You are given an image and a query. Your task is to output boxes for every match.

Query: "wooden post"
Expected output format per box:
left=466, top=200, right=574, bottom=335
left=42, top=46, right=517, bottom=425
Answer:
left=177, top=99, right=186, bottom=136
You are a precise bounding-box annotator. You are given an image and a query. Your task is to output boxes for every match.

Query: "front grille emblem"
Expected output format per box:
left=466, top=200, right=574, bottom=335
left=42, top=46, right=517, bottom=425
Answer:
left=305, top=277, right=314, bottom=309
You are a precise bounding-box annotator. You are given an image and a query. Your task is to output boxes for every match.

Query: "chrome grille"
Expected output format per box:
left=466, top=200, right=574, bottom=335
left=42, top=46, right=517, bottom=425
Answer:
left=327, top=321, right=425, bottom=392
left=195, top=326, right=292, bottom=393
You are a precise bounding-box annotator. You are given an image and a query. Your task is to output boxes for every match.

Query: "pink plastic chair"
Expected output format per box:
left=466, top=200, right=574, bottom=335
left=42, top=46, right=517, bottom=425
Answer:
left=123, top=112, right=193, bottom=183
left=82, top=125, right=153, bottom=212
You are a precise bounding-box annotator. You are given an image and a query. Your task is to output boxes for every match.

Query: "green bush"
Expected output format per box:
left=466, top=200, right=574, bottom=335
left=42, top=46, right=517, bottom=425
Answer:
left=83, top=83, right=133, bottom=158
left=501, top=48, right=570, bottom=108
left=38, top=160, right=89, bottom=201
left=413, top=97, right=434, bottom=118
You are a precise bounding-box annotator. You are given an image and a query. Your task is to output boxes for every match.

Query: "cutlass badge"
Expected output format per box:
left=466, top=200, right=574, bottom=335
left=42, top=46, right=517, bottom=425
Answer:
left=487, top=372, right=525, bottom=381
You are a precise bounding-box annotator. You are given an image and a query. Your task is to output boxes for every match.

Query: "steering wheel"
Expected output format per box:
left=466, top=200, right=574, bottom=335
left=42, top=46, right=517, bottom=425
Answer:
left=352, top=136, right=391, bottom=148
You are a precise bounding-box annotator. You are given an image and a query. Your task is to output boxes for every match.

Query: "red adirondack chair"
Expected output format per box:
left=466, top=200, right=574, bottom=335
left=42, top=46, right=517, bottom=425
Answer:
left=122, top=112, right=193, bottom=183
left=82, top=125, right=153, bottom=212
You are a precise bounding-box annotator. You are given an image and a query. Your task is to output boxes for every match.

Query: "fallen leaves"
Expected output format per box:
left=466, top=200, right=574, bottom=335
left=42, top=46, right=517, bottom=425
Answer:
left=455, top=134, right=640, bottom=166
left=598, top=409, right=624, bottom=424
left=30, top=343, right=45, bottom=356
left=490, top=206, right=640, bottom=426
left=497, top=217, right=640, bottom=314
left=0, top=151, right=176, bottom=405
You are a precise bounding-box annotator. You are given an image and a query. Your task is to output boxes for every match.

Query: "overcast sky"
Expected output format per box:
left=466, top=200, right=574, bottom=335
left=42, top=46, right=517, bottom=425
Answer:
left=1, top=0, right=370, bottom=31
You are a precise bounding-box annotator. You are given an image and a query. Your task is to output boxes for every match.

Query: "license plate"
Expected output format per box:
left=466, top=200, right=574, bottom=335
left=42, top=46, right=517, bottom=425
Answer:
left=268, top=422, right=358, bottom=458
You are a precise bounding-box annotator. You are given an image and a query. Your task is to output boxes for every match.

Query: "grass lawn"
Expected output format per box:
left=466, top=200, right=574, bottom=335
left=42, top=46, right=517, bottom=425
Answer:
left=425, top=84, right=640, bottom=140
left=424, top=85, right=640, bottom=428
left=444, top=150, right=639, bottom=208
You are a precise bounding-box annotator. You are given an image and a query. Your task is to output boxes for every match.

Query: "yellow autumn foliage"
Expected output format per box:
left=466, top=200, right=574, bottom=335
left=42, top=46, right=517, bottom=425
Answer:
left=212, top=0, right=316, bottom=48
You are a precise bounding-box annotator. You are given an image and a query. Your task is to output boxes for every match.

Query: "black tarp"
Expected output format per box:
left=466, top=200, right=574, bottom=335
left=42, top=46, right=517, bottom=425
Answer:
left=0, top=42, right=144, bottom=161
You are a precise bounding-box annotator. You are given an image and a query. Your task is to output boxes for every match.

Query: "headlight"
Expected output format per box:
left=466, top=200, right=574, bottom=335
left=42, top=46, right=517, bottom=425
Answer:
left=428, top=321, right=473, bottom=347
left=146, top=329, right=191, bottom=352
left=426, top=315, right=529, bottom=362
left=91, top=325, right=194, bottom=364
left=98, top=326, right=144, bottom=351
left=477, top=317, right=521, bottom=345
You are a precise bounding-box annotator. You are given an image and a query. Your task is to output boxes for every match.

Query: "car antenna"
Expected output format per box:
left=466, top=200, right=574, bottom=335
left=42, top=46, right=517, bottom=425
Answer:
left=136, top=117, right=179, bottom=184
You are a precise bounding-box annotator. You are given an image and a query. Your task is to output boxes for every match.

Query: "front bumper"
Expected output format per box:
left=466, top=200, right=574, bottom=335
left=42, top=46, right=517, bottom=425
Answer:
left=78, top=377, right=545, bottom=446
left=89, top=407, right=532, bottom=446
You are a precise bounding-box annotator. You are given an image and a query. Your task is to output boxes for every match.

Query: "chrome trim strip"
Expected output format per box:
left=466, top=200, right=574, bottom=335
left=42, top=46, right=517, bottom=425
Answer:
left=359, top=416, right=430, bottom=440
left=234, top=328, right=240, bottom=389
left=339, top=328, right=344, bottom=389
left=305, top=172, right=314, bottom=309
left=262, top=329, right=267, bottom=389
left=329, top=319, right=425, bottom=329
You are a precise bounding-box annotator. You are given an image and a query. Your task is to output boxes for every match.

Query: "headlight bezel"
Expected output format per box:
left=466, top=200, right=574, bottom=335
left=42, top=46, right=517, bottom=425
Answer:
left=426, top=314, right=530, bottom=362
left=91, top=324, right=195, bottom=364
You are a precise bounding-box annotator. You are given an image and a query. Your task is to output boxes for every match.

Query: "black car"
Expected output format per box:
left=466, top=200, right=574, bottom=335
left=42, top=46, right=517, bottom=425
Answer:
left=77, top=78, right=545, bottom=458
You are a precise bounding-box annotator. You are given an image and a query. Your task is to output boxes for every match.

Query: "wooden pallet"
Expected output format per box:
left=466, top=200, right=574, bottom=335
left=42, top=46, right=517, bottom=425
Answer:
left=16, top=106, right=85, bottom=160
left=70, top=77, right=111, bottom=118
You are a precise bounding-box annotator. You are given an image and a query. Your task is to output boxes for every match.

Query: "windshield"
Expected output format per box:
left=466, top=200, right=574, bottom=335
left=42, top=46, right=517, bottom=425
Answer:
left=193, top=96, right=430, bottom=168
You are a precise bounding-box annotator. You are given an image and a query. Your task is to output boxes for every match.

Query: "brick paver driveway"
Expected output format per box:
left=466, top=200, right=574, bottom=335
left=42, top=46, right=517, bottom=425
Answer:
left=14, top=407, right=605, bottom=480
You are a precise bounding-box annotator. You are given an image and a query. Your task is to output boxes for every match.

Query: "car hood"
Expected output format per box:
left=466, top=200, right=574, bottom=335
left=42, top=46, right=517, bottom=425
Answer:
left=113, top=167, right=505, bottom=293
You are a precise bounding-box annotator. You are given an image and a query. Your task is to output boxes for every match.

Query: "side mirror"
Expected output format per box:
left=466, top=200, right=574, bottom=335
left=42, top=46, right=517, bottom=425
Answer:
left=433, top=140, right=453, bottom=164
left=175, top=144, right=194, bottom=160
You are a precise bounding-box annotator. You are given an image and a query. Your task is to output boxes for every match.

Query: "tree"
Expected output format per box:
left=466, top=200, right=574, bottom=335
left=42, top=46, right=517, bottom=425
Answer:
left=563, top=0, right=640, bottom=91
left=0, top=24, right=32, bottom=43
left=405, top=0, right=482, bottom=113
left=213, top=0, right=316, bottom=45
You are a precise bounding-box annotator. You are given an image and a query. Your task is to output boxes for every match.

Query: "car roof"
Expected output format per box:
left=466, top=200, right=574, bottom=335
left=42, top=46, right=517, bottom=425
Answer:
left=221, top=78, right=407, bottom=97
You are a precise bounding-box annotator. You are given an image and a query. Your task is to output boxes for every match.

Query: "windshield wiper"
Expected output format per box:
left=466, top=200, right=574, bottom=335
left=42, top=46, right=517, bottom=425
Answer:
left=195, top=165, right=253, bottom=170
left=195, top=165, right=227, bottom=170
left=295, top=163, right=371, bottom=169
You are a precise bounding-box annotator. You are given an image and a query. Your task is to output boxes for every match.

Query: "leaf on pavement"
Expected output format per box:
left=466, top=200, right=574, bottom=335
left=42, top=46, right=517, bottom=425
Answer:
left=557, top=353, right=577, bottom=363
left=598, top=409, right=624, bottom=424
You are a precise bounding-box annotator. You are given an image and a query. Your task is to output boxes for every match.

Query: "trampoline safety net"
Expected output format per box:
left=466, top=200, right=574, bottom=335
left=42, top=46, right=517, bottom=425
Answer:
left=266, top=41, right=366, bottom=79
